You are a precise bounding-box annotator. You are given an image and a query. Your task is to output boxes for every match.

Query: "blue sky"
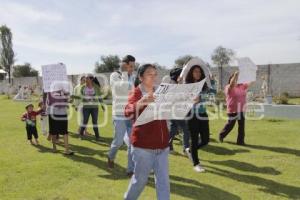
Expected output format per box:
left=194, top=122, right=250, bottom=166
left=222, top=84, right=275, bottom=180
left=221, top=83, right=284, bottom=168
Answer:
left=0, top=0, right=299, bottom=74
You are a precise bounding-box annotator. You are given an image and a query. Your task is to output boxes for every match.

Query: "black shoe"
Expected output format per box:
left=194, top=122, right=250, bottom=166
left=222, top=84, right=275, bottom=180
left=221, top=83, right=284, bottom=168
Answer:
left=107, top=157, right=114, bottom=169
left=127, top=172, right=134, bottom=178
left=219, top=135, right=224, bottom=143
left=237, top=142, right=246, bottom=146
left=63, top=151, right=74, bottom=155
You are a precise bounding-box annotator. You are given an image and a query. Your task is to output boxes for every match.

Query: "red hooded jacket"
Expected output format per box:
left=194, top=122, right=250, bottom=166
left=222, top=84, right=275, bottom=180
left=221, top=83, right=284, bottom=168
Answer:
left=124, top=86, right=169, bottom=149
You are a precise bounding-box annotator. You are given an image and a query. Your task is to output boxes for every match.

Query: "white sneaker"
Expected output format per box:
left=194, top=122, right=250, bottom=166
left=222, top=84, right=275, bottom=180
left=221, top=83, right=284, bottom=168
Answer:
left=194, top=165, right=205, bottom=173
left=185, top=148, right=193, bottom=161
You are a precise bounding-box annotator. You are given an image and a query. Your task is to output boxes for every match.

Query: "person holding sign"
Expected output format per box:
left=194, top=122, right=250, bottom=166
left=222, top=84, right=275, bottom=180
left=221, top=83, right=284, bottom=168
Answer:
left=42, top=63, right=73, bottom=154
left=46, top=90, right=73, bottom=155
left=218, top=71, right=254, bottom=145
left=183, top=63, right=213, bottom=173
left=124, top=64, right=170, bottom=200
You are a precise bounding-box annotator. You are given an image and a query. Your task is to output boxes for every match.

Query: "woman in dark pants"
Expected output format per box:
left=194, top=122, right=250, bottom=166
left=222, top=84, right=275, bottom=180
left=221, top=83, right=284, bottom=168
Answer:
left=168, top=67, right=191, bottom=154
left=219, top=71, right=254, bottom=145
left=184, top=65, right=212, bottom=172
left=79, top=74, right=104, bottom=141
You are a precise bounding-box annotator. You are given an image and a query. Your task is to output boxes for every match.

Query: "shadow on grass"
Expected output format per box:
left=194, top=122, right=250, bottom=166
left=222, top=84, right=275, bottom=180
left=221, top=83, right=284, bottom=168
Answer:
left=32, top=144, right=53, bottom=153
left=33, top=142, right=128, bottom=179
left=68, top=131, right=112, bottom=147
left=207, top=160, right=281, bottom=175
left=64, top=143, right=128, bottom=179
left=169, top=151, right=188, bottom=158
left=209, top=138, right=218, bottom=143
left=227, top=142, right=300, bottom=157
left=69, top=130, right=129, bottom=151
left=146, top=175, right=241, bottom=200
left=201, top=144, right=250, bottom=155
left=266, top=119, right=285, bottom=123
left=205, top=165, right=300, bottom=199
left=65, top=153, right=127, bottom=179
left=67, top=143, right=107, bottom=156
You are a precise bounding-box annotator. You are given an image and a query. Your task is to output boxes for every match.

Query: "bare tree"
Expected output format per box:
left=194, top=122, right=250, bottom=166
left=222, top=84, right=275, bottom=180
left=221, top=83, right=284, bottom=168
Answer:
left=211, top=46, right=234, bottom=90
left=174, top=55, right=194, bottom=68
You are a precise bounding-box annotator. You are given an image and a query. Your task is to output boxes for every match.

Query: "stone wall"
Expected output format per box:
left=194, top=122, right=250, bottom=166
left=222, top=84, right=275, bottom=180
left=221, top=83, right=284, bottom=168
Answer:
left=210, top=63, right=300, bottom=97
left=1, top=63, right=299, bottom=97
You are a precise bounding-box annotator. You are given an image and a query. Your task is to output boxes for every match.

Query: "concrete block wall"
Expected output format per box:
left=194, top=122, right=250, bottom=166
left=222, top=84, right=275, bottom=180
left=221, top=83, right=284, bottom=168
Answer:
left=0, top=63, right=299, bottom=97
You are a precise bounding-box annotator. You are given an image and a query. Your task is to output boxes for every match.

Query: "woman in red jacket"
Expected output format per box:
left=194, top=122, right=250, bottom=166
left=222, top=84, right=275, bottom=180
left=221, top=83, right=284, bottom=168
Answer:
left=124, top=64, right=170, bottom=200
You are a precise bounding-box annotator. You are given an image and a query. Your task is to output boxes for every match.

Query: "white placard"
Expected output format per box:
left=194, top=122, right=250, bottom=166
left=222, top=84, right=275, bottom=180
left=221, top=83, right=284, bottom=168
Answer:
left=135, top=79, right=206, bottom=126
left=42, top=63, right=69, bottom=92
left=237, top=57, right=257, bottom=83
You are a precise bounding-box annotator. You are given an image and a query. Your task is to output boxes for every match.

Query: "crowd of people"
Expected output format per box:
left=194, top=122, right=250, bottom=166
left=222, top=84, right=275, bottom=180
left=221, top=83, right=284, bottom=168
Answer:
left=13, top=85, right=39, bottom=101
left=20, top=55, right=254, bottom=200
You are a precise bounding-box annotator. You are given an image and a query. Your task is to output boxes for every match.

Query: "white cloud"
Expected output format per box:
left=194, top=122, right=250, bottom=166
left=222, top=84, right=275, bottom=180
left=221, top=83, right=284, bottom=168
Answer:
left=0, top=2, right=63, bottom=23
left=14, top=32, right=137, bottom=55
left=0, top=0, right=299, bottom=73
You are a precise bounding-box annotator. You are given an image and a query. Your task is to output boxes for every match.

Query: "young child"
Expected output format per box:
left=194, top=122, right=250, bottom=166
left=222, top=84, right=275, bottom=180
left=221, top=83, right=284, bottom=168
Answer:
left=21, top=104, right=42, bottom=145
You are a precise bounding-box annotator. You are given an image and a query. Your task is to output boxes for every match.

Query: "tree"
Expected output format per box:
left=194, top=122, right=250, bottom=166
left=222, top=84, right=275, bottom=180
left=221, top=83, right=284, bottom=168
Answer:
left=152, top=62, right=167, bottom=70
left=94, top=55, right=120, bottom=73
left=13, top=63, right=38, bottom=77
left=211, top=46, right=235, bottom=90
left=0, top=25, right=15, bottom=83
left=0, top=66, right=5, bottom=80
left=174, top=55, right=194, bottom=68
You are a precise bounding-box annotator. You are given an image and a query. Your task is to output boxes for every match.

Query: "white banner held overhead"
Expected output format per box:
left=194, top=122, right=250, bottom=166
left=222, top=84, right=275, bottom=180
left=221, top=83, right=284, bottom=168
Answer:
left=42, top=63, right=69, bottom=92
left=135, top=79, right=206, bottom=126
left=180, top=57, right=212, bottom=88
left=237, top=57, right=257, bottom=83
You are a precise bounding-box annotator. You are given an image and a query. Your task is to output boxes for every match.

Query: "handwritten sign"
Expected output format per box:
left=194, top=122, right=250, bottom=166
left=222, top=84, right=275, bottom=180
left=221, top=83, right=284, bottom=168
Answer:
left=237, top=57, right=257, bottom=83
left=135, top=79, right=206, bottom=126
left=42, top=63, right=69, bottom=92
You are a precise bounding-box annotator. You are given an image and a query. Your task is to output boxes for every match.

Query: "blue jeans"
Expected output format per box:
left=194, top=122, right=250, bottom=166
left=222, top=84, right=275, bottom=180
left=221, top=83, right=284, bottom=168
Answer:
left=124, top=147, right=170, bottom=200
left=108, top=116, right=134, bottom=172
left=79, top=107, right=99, bottom=138
left=169, top=120, right=190, bottom=150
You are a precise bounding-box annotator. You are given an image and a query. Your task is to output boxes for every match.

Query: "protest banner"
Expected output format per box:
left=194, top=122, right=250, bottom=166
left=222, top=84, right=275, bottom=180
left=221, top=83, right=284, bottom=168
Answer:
left=42, top=63, right=69, bottom=92
left=135, top=79, right=206, bottom=126
left=237, top=57, right=257, bottom=83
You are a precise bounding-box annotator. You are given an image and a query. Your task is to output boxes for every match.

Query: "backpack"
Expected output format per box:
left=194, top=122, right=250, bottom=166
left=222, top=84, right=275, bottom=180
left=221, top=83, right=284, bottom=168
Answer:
left=170, top=67, right=182, bottom=82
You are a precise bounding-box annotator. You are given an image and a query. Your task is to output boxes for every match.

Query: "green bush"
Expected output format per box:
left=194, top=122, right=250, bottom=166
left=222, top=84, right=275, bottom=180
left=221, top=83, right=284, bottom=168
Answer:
left=274, top=92, right=289, bottom=105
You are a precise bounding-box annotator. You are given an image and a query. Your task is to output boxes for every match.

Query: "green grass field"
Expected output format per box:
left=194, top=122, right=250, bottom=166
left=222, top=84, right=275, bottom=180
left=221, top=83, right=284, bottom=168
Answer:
left=289, top=98, right=300, bottom=105
left=0, top=95, right=300, bottom=200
